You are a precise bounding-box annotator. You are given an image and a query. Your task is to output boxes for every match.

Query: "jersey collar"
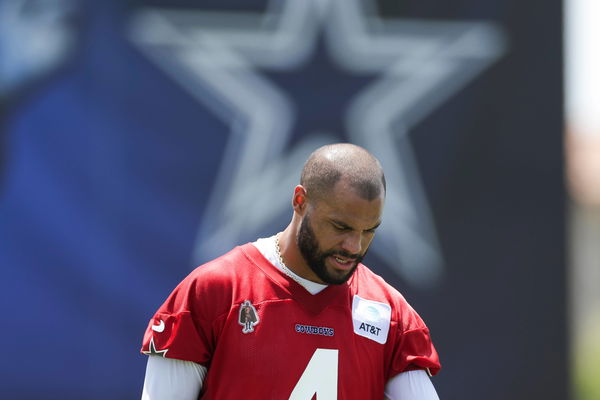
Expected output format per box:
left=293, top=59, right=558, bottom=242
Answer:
left=241, top=243, right=354, bottom=316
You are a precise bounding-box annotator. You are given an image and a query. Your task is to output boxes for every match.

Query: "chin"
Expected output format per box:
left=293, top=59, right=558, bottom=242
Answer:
left=321, top=263, right=358, bottom=285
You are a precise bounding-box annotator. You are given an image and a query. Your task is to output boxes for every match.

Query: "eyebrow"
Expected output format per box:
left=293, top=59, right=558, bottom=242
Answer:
left=331, top=219, right=381, bottom=232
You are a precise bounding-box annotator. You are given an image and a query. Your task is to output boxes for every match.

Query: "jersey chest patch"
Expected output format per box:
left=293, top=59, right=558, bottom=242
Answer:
left=351, top=295, right=391, bottom=344
left=238, top=300, right=260, bottom=333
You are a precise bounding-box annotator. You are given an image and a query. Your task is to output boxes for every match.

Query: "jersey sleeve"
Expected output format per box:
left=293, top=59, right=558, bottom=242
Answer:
left=140, top=267, right=227, bottom=365
left=387, top=305, right=441, bottom=379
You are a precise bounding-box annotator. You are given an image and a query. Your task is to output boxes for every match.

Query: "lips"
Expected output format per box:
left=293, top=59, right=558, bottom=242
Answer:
left=329, top=254, right=357, bottom=271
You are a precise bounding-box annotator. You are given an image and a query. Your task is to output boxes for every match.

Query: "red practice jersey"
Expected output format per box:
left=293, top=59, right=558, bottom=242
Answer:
left=141, top=243, right=440, bottom=399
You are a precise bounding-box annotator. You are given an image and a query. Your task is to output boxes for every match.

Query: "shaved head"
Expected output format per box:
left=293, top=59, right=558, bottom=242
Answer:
left=300, top=143, right=386, bottom=201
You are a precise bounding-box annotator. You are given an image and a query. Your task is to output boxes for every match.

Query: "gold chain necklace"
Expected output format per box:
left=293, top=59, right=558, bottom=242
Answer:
left=274, top=233, right=304, bottom=286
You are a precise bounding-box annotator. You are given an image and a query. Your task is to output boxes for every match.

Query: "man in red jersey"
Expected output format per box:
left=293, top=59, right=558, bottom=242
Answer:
left=141, top=143, right=441, bottom=399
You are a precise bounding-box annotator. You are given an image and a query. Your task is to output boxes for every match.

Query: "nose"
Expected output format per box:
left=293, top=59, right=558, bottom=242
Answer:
left=341, top=232, right=362, bottom=256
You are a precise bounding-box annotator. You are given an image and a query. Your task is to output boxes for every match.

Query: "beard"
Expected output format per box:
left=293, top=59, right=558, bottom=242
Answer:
left=297, top=212, right=366, bottom=285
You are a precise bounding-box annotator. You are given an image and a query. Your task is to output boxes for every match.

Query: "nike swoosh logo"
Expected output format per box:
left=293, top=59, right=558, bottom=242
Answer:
left=151, top=320, right=165, bottom=333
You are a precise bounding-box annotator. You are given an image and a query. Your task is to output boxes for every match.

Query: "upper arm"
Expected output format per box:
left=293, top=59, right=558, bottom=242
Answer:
left=384, top=369, right=439, bottom=400
left=141, top=355, right=207, bottom=400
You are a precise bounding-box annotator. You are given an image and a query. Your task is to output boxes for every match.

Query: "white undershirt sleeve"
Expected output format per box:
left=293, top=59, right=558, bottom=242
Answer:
left=141, top=356, right=207, bottom=400
left=384, top=369, right=440, bottom=400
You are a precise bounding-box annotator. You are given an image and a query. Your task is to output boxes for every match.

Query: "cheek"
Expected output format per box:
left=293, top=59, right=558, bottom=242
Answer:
left=319, top=233, right=341, bottom=251
left=312, top=221, right=338, bottom=244
left=318, top=232, right=346, bottom=253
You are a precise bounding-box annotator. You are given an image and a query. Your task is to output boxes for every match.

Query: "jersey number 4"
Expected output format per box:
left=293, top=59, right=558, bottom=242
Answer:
left=289, top=348, right=339, bottom=400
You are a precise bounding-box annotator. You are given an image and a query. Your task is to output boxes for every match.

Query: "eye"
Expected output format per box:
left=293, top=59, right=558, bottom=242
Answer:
left=365, top=222, right=381, bottom=234
left=331, top=222, right=350, bottom=232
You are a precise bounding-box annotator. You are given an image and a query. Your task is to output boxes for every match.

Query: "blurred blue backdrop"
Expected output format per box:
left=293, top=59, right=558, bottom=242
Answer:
left=0, top=0, right=566, bottom=398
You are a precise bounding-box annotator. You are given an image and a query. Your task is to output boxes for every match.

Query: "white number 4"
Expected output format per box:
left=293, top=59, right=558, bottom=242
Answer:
left=289, top=348, right=339, bottom=400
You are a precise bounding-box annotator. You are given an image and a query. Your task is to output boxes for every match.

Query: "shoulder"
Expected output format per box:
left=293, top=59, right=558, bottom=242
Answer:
left=174, top=242, right=281, bottom=305
left=350, top=264, right=427, bottom=331
left=350, top=263, right=404, bottom=303
left=163, top=244, right=259, bottom=317
left=185, top=244, right=257, bottom=286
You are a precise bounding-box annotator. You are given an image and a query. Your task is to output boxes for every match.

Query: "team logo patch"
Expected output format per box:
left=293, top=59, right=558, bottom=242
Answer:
left=238, top=300, right=260, bottom=333
left=142, top=337, right=168, bottom=357
left=352, top=295, right=391, bottom=344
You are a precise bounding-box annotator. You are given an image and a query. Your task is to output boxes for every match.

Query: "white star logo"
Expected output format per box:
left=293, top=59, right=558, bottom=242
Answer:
left=0, top=0, right=77, bottom=95
left=142, top=337, right=169, bottom=357
left=129, top=0, right=506, bottom=288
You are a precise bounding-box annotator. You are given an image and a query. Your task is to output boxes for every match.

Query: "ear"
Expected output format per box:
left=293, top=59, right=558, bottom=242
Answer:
left=292, top=185, right=307, bottom=213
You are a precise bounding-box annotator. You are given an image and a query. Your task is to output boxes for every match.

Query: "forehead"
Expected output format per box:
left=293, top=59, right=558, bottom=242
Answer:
left=312, top=180, right=384, bottom=227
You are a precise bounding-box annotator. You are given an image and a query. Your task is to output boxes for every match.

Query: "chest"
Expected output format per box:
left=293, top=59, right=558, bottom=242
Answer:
left=203, top=298, right=392, bottom=399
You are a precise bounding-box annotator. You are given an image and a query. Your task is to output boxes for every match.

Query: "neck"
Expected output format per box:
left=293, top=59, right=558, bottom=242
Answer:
left=277, top=227, right=321, bottom=284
